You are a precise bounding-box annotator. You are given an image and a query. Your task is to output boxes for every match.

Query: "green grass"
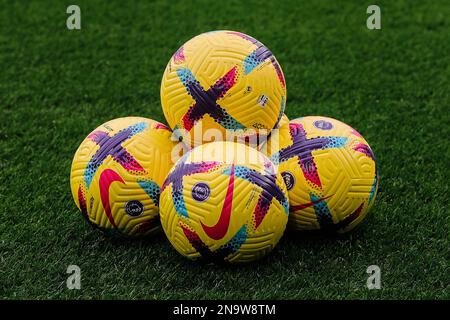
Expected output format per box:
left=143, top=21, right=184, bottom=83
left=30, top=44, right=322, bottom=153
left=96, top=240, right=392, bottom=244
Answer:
left=0, top=0, right=449, bottom=299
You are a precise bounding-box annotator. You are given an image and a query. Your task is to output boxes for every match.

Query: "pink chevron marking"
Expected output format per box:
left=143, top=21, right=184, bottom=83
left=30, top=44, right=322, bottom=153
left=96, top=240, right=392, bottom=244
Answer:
left=273, top=60, right=286, bottom=88
left=302, top=164, right=322, bottom=188
left=113, top=150, right=145, bottom=173
left=77, top=185, right=89, bottom=220
left=173, top=46, right=185, bottom=64
left=353, top=143, right=375, bottom=161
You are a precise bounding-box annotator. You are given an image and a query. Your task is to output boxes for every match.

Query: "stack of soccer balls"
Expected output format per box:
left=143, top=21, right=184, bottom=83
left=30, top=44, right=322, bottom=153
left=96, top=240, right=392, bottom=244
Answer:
left=70, top=31, right=378, bottom=264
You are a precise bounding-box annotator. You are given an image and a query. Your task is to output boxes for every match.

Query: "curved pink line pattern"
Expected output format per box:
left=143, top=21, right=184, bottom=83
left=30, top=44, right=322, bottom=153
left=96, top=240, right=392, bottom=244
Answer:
left=99, top=169, right=125, bottom=228
left=201, top=164, right=235, bottom=240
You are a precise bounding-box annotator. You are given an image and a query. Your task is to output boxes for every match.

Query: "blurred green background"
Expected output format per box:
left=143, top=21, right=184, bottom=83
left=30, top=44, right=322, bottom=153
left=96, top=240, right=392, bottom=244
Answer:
left=0, top=0, right=448, bottom=299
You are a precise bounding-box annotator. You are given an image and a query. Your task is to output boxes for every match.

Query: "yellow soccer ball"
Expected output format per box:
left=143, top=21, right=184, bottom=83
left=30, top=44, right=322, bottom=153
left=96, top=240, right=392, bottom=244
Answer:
left=70, top=117, right=177, bottom=237
left=267, top=116, right=378, bottom=233
left=258, top=113, right=290, bottom=153
left=159, top=141, right=289, bottom=264
left=160, top=30, right=287, bottom=147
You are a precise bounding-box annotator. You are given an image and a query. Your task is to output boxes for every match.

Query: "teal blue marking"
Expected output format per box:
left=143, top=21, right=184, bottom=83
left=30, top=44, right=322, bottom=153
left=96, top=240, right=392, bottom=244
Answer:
left=137, top=179, right=161, bottom=207
left=310, top=193, right=334, bottom=228
left=322, top=137, right=348, bottom=149
left=219, top=224, right=247, bottom=254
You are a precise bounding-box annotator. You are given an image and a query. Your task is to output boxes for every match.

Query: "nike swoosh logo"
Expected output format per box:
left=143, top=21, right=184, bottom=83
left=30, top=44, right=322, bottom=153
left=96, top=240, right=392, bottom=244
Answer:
left=99, top=169, right=125, bottom=228
left=201, top=164, right=235, bottom=240
left=290, top=195, right=332, bottom=212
